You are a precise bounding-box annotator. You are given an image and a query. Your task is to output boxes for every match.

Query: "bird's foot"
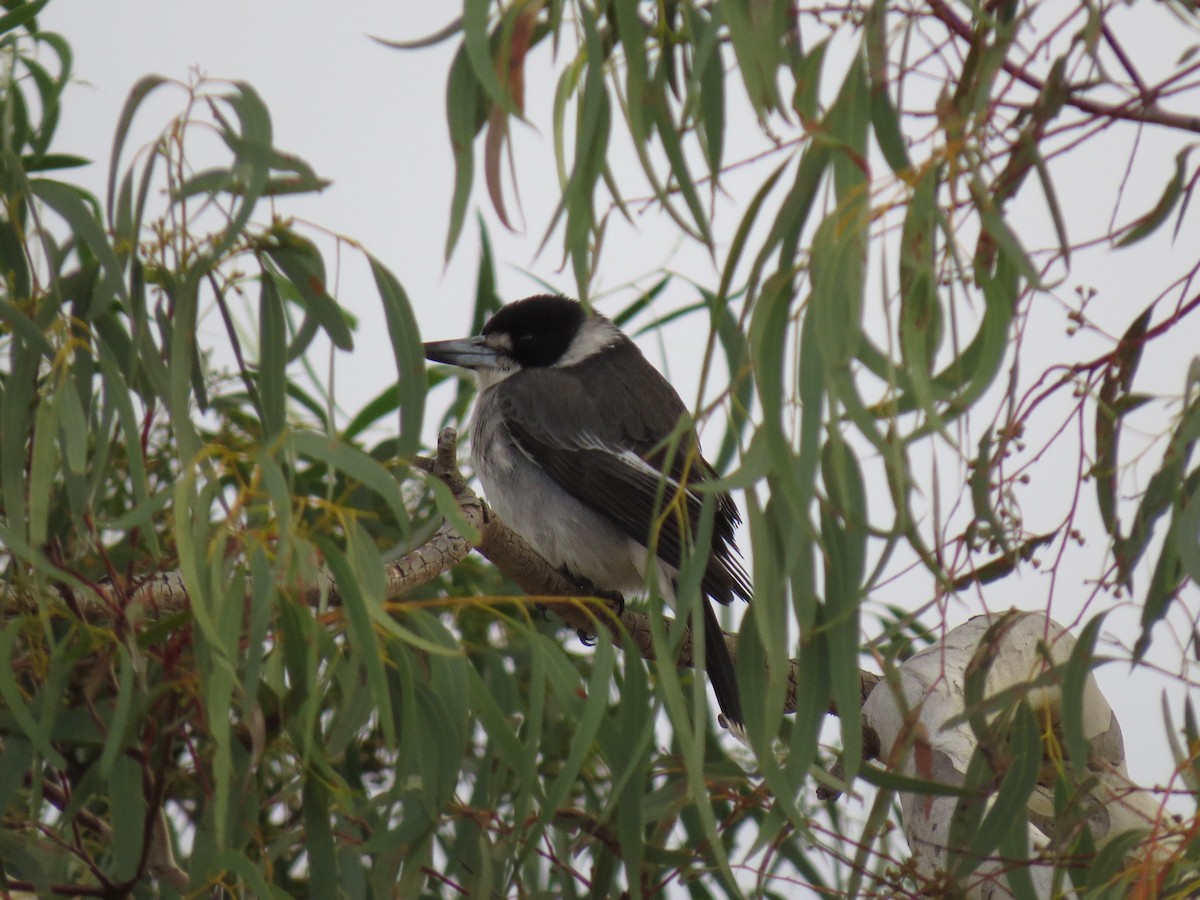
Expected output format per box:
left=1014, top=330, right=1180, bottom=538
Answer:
left=573, top=585, right=625, bottom=646
left=598, top=588, right=625, bottom=618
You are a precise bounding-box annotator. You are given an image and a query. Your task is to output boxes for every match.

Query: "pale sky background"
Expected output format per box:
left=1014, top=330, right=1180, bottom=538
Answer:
left=39, top=0, right=1199, bottom=833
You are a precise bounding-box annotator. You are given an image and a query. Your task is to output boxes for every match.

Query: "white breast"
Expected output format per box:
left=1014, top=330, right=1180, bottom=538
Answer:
left=470, top=388, right=669, bottom=597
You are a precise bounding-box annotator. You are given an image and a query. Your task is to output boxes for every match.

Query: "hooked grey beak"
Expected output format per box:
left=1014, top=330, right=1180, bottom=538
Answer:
left=423, top=336, right=500, bottom=369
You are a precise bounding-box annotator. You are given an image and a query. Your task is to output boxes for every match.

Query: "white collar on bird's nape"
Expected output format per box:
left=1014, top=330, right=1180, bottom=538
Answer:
left=554, top=314, right=622, bottom=368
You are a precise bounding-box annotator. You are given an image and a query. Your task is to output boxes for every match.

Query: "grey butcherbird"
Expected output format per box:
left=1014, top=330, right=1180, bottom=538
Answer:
left=424, top=294, right=751, bottom=729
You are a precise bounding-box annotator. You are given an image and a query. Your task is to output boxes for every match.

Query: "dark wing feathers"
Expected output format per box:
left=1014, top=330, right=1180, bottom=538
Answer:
left=496, top=341, right=751, bottom=604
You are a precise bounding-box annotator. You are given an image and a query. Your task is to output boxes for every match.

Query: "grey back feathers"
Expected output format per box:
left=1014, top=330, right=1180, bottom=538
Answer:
left=494, top=338, right=750, bottom=605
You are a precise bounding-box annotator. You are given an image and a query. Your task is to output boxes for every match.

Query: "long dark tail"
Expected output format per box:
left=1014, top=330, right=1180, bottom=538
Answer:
left=701, top=597, right=743, bottom=729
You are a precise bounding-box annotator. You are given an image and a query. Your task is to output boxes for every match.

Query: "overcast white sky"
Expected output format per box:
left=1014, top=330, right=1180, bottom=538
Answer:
left=40, top=1, right=1199, bottom=815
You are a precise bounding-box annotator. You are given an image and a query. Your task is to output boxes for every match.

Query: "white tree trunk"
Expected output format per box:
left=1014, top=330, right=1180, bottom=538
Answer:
left=862, top=611, right=1176, bottom=898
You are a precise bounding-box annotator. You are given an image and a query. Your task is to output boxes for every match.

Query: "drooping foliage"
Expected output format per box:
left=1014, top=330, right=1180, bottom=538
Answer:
left=0, top=1, right=1198, bottom=896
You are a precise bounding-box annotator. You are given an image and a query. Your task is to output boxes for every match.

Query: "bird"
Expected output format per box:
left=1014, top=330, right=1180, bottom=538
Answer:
left=424, top=294, right=751, bottom=729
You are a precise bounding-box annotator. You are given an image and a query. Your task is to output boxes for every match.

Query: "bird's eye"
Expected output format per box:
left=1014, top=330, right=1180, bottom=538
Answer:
left=515, top=332, right=536, bottom=348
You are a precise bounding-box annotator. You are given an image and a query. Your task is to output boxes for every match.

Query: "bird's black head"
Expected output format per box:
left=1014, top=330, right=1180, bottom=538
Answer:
left=424, top=294, right=621, bottom=382
left=482, top=294, right=587, bottom=369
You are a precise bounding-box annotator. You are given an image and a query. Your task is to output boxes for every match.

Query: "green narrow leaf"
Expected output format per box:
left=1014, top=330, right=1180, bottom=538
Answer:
left=865, top=0, right=910, bottom=174
left=647, top=77, right=712, bottom=247
left=170, top=167, right=234, bottom=202
left=722, top=0, right=785, bottom=115
left=810, top=209, right=867, bottom=372
left=742, top=603, right=806, bottom=855
left=890, top=243, right=1020, bottom=438
left=899, top=165, right=943, bottom=369
left=687, top=4, right=725, bottom=177
left=1138, top=468, right=1198, bottom=658
left=821, top=429, right=867, bottom=778
left=20, top=152, right=87, bottom=172
left=712, top=302, right=754, bottom=473
left=466, top=664, right=538, bottom=794
left=540, top=635, right=614, bottom=822
left=258, top=273, right=287, bottom=440
left=789, top=37, right=829, bottom=122
left=171, top=470, right=223, bottom=656
left=561, top=4, right=610, bottom=299
left=0, top=739, right=34, bottom=824
left=998, top=794, right=1040, bottom=900
left=471, top=214, right=501, bottom=326
left=898, top=165, right=951, bottom=439
left=125, top=136, right=163, bottom=257
left=289, top=431, right=410, bottom=535
left=1117, top=148, right=1191, bottom=247
left=212, top=851, right=291, bottom=899
left=969, top=428, right=1011, bottom=556
left=302, top=775, right=339, bottom=893
left=1175, top=468, right=1200, bottom=584
left=0, top=340, right=31, bottom=528
left=1121, top=382, right=1200, bottom=624
left=202, top=560, right=243, bottom=852
left=604, top=651, right=655, bottom=886
left=946, top=747, right=996, bottom=878
left=56, top=376, right=89, bottom=474
left=444, top=45, right=487, bottom=259
left=795, top=299, right=826, bottom=522
left=0, top=215, right=33, bottom=299
left=1099, top=307, right=1156, bottom=531
left=98, top=645, right=136, bottom=779
left=786, top=592, right=833, bottom=796
left=0, top=0, right=51, bottom=37
left=165, top=274, right=202, bottom=464
left=274, top=595, right=318, bottom=759
left=106, top=74, right=169, bottom=219
left=108, top=754, right=146, bottom=881
left=1094, top=376, right=1120, bottom=538
left=808, top=55, right=871, bottom=373
left=747, top=273, right=799, bottom=512
left=856, top=762, right=974, bottom=796
left=415, top=620, right=470, bottom=810
left=262, top=233, right=354, bottom=351
left=207, top=82, right=274, bottom=262
left=31, top=178, right=128, bottom=308
left=612, top=0, right=650, bottom=145
left=645, top=594, right=733, bottom=881
left=973, top=181, right=1040, bottom=286
left=368, top=255, right=424, bottom=461
left=321, top=533, right=395, bottom=748
left=0, top=300, right=52, bottom=354
left=1031, top=143, right=1070, bottom=266
left=27, top=395, right=56, bottom=548
left=241, top=546, right=277, bottom=719
left=0, top=623, right=67, bottom=769
left=1080, top=827, right=1148, bottom=893
left=1061, top=613, right=1106, bottom=780
left=96, top=347, right=155, bottom=549
left=827, top=54, right=871, bottom=195
left=957, top=705, right=1041, bottom=879
left=462, top=0, right=519, bottom=114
